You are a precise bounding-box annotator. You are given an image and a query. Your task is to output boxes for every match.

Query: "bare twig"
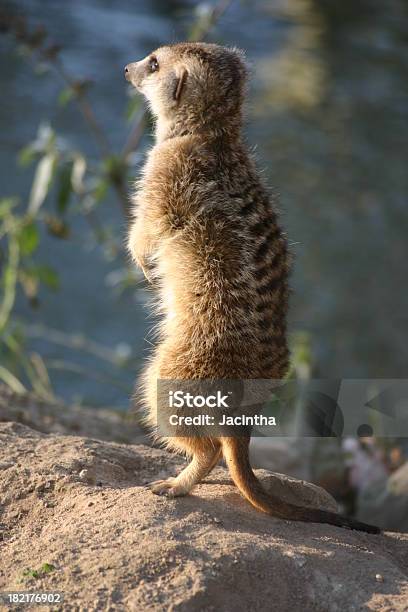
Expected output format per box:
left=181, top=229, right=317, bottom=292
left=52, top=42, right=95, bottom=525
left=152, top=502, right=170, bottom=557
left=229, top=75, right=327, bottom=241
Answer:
left=26, top=324, right=134, bottom=367
left=50, top=59, right=131, bottom=214
left=46, top=359, right=133, bottom=392
left=189, top=0, right=233, bottom=41
left=53, top=58, right=111, bottom=157
left=122, top=111, right=147, bottom=161
left=2, top=1, right=233, bottom=216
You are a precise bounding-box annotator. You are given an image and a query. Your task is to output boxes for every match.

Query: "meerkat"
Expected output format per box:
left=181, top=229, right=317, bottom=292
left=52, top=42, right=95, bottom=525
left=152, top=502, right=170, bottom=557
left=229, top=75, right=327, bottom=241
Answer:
left=125, top=43, right=380, bottom=534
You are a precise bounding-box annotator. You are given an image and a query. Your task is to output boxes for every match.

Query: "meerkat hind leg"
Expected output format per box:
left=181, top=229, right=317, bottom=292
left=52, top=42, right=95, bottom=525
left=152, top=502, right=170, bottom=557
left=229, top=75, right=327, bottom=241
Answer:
left=150, top=447, right=221, bottom=498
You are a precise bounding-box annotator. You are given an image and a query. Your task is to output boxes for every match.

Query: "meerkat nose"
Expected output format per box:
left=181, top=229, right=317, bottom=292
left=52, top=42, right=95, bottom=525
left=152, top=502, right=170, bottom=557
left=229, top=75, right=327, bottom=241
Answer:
left=124, top=65, right=130, bottom=81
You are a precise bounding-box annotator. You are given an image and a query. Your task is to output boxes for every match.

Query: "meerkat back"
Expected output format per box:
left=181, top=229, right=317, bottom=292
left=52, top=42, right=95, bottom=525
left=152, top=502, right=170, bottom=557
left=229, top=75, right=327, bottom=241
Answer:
left=125, top=43, right=380, bottom=534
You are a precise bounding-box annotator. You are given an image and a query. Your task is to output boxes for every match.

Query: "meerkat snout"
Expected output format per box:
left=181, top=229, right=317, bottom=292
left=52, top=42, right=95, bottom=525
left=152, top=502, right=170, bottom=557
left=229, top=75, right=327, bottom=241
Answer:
left=124, top=61, right=146, bottom=89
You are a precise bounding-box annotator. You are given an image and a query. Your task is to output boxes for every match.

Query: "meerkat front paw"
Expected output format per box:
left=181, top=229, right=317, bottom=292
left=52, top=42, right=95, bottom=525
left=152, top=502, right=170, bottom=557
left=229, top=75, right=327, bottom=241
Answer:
left=149, top=478, right=189, bottom=497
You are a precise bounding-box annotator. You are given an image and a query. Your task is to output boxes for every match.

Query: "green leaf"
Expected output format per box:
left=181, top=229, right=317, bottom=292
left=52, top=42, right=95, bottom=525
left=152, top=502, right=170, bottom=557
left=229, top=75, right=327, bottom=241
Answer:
left=22, top=568, right=39, bottom=579
left=93, top=178, right=109, bottom=203
left=18, top=222, right=39, bottom=256
left=19, top=264, right=59, bottom=298
left=58, top=87, right=74, bottom=107
left=0, top=198, right=18, bottom=219
left=0, top=232, right=20, bottom=334
left=36, top=265, right=59, bottom=291
left=22, top=264, right=59, bottom=292
left=18, top=145, right=36, bottom=167
left=56, top=162, right=73, bottom=214
left=0, top=366, right=27, bottom=394
left=22, top=563, right=56, bottom=581
left=28, top=153, right=57, bottom=215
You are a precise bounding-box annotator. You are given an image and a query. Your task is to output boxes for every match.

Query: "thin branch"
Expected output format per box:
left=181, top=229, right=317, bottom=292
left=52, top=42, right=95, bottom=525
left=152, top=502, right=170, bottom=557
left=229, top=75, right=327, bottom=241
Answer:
left=53, top=58, right=111, bottom=158
left=50, top=58, right=130, bottom=214
left=189, top=0, right=233, bottom=41
left=122, top=111, right=147, bottom=161
left=3, top=2, right=233, bottom=218
left=26, top=323, right=134, bottom=367
left=46, top=359, right=132, bottom=392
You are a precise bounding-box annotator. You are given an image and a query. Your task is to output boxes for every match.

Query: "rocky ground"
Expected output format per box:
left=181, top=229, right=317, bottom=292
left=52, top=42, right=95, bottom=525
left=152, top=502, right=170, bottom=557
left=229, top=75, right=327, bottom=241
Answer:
left=1, top=418, right=408, bottom=611
left=0, top=386, right=146, bottom=444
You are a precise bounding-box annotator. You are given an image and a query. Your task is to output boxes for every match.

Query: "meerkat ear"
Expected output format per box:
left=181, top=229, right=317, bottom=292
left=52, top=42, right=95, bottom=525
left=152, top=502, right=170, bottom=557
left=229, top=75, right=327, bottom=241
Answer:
left=173, top=67, right=188, bottom=102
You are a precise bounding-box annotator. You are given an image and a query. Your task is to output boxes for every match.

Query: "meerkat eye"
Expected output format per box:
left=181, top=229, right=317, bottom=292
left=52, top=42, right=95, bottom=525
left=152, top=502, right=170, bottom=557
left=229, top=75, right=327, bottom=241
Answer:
left=148, top=56, right=159, bottom=73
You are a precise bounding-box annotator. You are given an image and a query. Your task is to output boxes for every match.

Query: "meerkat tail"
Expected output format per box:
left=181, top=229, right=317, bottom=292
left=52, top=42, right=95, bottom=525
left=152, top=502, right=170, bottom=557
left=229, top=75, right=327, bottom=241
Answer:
left=221, top=438, right=381, bottom=534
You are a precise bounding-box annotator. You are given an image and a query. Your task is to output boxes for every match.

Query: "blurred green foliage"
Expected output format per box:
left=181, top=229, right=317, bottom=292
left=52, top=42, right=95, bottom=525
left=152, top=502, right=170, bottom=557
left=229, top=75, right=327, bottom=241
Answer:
left=0, top=2, right=249, bottom=401
left=0, top=1, right=312, bottom=403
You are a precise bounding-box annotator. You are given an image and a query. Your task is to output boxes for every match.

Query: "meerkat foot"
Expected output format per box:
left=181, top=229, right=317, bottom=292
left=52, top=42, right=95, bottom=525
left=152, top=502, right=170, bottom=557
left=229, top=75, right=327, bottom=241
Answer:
left=150, top=449, right=221, bottom=498
left=149, top=478, right=189, bottom=497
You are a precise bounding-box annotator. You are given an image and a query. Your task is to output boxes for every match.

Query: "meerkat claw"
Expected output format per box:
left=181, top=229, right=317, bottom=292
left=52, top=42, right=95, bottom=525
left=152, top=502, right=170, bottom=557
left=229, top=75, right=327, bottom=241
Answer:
left=150, top=478, right=187, bottom=497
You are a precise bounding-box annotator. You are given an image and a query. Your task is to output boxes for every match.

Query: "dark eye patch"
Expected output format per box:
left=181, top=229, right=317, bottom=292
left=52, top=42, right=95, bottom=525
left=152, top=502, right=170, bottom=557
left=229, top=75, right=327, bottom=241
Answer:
left=149, top=56, right=159, bottom=73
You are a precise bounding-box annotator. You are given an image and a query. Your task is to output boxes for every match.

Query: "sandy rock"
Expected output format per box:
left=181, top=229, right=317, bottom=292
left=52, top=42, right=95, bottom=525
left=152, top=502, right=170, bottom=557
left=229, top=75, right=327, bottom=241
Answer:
left=0, top=422, right=407, bottom=611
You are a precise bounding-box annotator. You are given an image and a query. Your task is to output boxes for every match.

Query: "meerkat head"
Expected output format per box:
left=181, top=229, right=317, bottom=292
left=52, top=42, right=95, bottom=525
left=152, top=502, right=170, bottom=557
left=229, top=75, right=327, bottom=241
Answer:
left=124, top=42, right=247, bottom=137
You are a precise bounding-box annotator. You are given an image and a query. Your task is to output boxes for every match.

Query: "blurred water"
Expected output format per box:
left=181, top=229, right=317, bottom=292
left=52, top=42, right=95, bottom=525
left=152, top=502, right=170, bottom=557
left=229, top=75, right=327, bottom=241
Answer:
left=1, top=0, right=407, bottom=407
